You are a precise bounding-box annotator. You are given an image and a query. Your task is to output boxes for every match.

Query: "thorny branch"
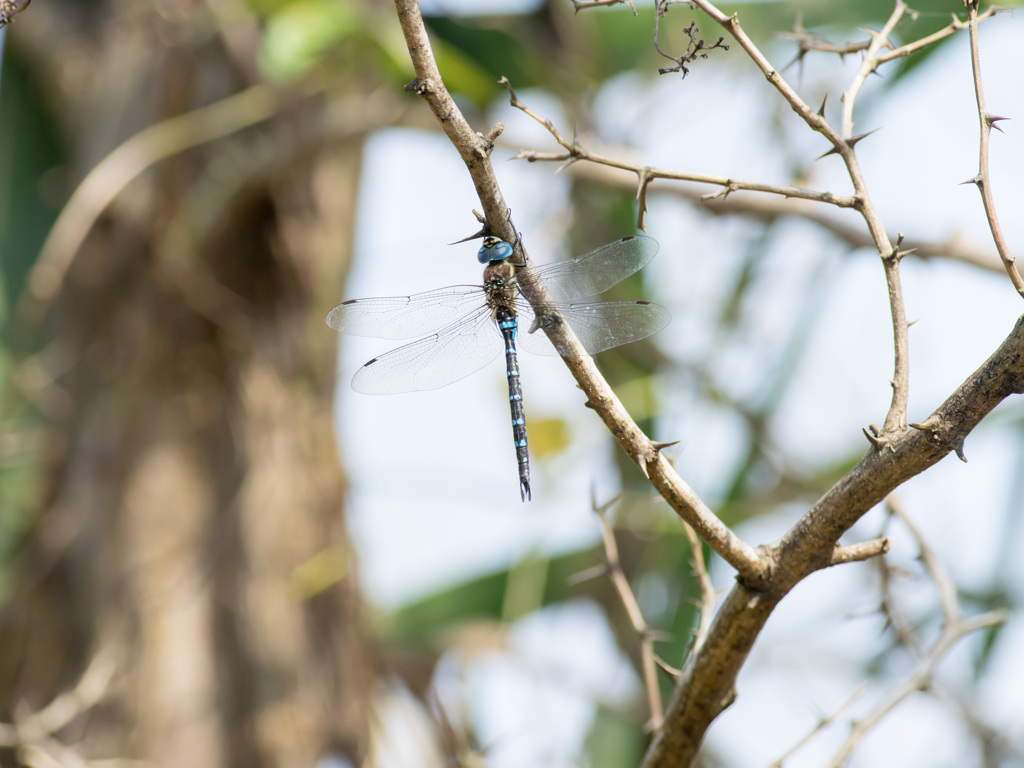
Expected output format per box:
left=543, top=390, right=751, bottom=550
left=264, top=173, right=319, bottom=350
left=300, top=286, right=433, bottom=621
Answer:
left=687, top=0, right=912, bottom=439
left=840, top=0, right=907, bottom=138
left=962, top=0, right=1024, bottom=299
left=500, top=78, right=856, bottom=232
left=553, top=158, right=1008, bottom=275
left=780, top=5, right=1001, bottom=69
left=394, top=0, right=767, bottom=584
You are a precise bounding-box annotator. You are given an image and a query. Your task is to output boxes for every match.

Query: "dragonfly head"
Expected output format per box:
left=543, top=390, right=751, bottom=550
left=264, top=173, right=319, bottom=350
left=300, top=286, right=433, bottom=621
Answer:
left=478, top=237, right=513, bottom=264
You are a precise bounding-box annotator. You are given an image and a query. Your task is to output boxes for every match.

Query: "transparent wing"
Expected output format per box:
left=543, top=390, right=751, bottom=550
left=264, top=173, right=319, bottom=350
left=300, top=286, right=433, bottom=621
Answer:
left=326, top=285, right=485, bottom=339
left=350, top=306, right=503, bottom=394
left=516, top=299, right=671, bottom=357
left=520, top=235, right=660, bottom=303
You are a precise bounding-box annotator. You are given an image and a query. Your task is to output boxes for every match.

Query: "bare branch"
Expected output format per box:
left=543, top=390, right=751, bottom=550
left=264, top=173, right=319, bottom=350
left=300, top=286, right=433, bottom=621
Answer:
left=877, top=6, right=1002, bottom=64
left=688, top=0, right=911, bottom=439
left=594, top=494, right=664, bottom=729
left=680, top=518, right=716, bottom=656
left=396, top=5, right=766, bottom=582
left=962, top=0, right=1024, bottom=299
left=840, top=1, right=906, bottom=138
left=501, top=78, right=857, bottom=218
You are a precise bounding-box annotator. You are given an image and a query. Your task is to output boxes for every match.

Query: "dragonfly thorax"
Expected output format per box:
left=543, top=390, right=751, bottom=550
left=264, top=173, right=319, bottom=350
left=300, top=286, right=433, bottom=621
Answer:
left=483, top=260, right=519, bottom=320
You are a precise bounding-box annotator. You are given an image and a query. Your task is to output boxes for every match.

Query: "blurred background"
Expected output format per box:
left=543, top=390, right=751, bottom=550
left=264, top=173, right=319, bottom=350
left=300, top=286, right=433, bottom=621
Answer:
left=2, top=0, right=1024, bottom=766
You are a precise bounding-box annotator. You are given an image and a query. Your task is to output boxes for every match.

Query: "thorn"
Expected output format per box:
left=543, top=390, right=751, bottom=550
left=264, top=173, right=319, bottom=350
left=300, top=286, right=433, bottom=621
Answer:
left=863, top=426, right=886, bottom=448
left=987, top=114, right=1010, bottom=132
left=953, top=436, right=968, bottom=463
left=637, top=458, right=651, bottom=480
left=555, top=156, right=580, bottom=174
left=817, top=143, right=843, bottom=160
left=960, top=174, right=983, bottom=187
left=817, top=94, right=828, bottom=117
left=651, top=440, right=680, bottom=452
left=846, top=128, right=881, bottom=148
left=448, top=223, right=491, bottom=244
left=817, top=129, right=880, bottom=158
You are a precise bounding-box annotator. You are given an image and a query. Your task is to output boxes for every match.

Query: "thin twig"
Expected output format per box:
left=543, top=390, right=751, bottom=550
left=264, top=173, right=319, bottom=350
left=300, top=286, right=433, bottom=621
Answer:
left=962, top=0, right=1024, bottom=299
left=553, top=156, right=1006, bottom=274
left=594, top=494, right=664, bottom=730
left=781, top=7, right=1001, bottom=68
left=840, top=1, right=905, bottom=138
left=877, top=6, right=1001, bottom=64
left=679, top=518, right=715, bottom=657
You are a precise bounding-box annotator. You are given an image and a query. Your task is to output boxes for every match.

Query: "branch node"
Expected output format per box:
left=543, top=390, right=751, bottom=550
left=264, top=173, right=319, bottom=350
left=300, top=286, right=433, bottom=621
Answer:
left=483, top=123, right=504, bottom=146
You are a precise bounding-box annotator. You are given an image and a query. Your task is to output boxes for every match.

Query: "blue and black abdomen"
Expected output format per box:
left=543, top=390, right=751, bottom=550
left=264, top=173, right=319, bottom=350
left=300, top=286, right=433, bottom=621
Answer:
left=494, top=306, right=531, bottom=502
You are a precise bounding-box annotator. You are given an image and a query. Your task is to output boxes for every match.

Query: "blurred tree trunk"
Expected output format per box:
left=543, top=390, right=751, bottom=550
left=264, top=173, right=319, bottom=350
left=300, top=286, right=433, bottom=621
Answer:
left=0, top=4, right=374, bottom=767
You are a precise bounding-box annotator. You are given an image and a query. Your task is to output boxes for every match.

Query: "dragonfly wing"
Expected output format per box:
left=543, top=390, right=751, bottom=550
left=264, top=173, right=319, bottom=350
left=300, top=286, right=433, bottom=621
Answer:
left=350, top=308, right=503, bottom=394
left=327, top=285, right=484, bottom=339
left=517, top=300, right=671, bottom=357
left=520, top=235, right=660, bottom=302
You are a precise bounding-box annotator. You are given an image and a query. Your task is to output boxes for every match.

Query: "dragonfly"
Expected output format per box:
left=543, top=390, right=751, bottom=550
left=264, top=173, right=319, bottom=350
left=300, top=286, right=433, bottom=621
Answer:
left=326, top=234, right=669, bottom=502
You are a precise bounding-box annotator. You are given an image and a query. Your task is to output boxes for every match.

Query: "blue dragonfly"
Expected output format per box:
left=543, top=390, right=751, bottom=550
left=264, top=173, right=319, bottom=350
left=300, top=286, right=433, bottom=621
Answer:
left=327, top=235, right=669, bottom=502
